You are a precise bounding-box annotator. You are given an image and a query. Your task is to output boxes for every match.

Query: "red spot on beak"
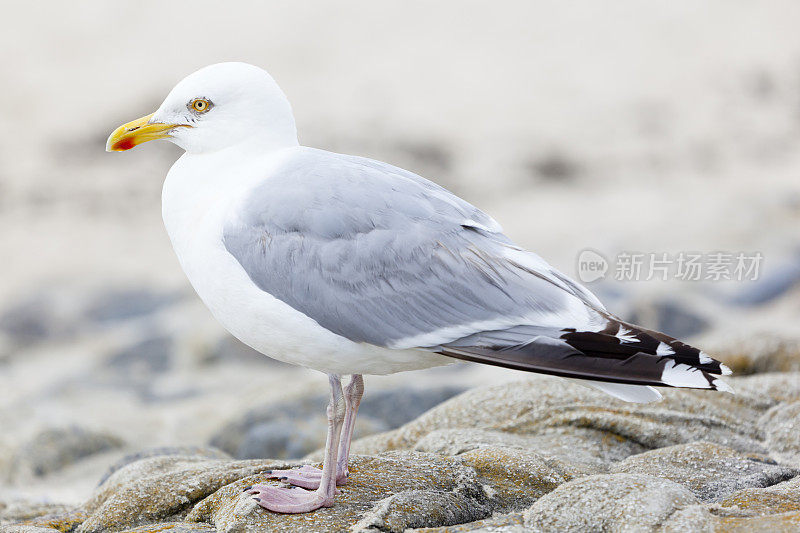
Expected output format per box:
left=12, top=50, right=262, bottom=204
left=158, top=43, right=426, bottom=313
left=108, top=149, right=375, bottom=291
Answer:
left=112, top=137, right=136, bottom=151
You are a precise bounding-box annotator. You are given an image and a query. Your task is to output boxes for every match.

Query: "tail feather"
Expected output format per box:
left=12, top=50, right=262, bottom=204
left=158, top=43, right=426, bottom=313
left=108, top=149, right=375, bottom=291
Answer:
left=576, top=380, right=663, bottom=403
left=437, top=315, right=732, bottom=394
left=561, top=319, right=731, bottom=377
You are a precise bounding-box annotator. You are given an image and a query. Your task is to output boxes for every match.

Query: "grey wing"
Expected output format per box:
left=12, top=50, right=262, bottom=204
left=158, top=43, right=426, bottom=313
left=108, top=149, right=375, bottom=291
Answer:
left=223, top=148, right=731, bottom=392
left=222, top=147, right=601, bottom=349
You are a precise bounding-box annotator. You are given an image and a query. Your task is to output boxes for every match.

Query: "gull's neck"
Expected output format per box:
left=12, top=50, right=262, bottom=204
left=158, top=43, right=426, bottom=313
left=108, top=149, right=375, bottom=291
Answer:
left=164, top=142, right=296, bottom=203
left=161, top=143, right=297, bottom=248
left=225, top=117, right=300, bottom=156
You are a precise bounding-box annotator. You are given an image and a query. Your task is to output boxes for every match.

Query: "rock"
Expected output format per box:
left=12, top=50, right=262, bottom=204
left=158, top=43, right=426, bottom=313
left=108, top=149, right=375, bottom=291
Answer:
left=0, top=499, right=73, bottom=526
left=11, top=373, right=800, bottom=532
left=611, top=441, right=798, bottom=501
left=60, top=448, right=499, bottom=532
left=105, top=335, right=173, bottom=376
left=760, top=401, right=800, bottom=465
left=100, top=334, right=201, bottom=403
left=456, top=445, right=579, bottom=509
left=715, top=512, right=800, bottom=532
left=75, top=453, right=282, bottom=533
left=11, top=444, right=581, bottom=533
left=201, top=335, right=283, bottom=365
left=237, top=418, right=331, bottom=460
left=96, top=446, right=231, bottom=486
left=208, top=395, right=322, bottom=457
left=351, top=376, right=768, bottom=458
left=0, top=286, right=184, bottom=350
left=726, top=254, right=800, bottom=306
left=0, top=295, right=74, bottom=346
left=414, top=427, right=645, bottom=472
left=358, top=387, right=468, bottom=430
left=523, top=473, right=708, bottom=532
left=720, top=475, right=800, bottom=516
left=2, top=527, right=63, bottom=533
left=406, top=512, right=526, bottom=532
left=659, top=505, right=720, bottom=532
left=118, top=523, right=217, bottom=532
left=189, top=452, right=493, bottom=533
left=730, top=372, right=800, bottom=404
left=353, top=489, right=490, bottom=532
left=715, top=337, right=800, bottom=375
left=5, top=426, right=123, bottom=480
left=625, top=298, right=711, bottom=339
left=211, top=386, right=466, bottom=460
left=83, top=287, right=184, bottom=324
left=4, top=510, right=88, bottom=533
left=234, top=416, right=386, bottom=460
left=210, top=395, right=386, bottom=460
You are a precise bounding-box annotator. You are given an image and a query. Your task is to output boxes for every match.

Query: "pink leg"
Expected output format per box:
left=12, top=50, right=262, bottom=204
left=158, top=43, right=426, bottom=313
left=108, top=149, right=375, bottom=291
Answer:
left=247, top=374, right=345, bottom=513
left=336, top=374, right=364, bottom=482
left=263, top=375, right=364, bottom=489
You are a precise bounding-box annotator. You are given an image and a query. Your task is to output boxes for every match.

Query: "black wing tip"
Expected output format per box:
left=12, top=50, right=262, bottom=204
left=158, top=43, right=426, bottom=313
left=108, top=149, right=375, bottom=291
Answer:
left=592, top=317, right=732, bottom=377
left=437, top=316, right=734, bottom=392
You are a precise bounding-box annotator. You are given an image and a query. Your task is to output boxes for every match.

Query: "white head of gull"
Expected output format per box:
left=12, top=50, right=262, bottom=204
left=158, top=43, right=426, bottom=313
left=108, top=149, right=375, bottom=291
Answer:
left=107, top=62, right=732, bottom=513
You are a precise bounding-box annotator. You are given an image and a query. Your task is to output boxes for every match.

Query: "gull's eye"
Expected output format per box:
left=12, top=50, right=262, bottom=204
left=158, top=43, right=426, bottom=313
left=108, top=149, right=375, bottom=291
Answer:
left=190, top=98, right=212, bottom=113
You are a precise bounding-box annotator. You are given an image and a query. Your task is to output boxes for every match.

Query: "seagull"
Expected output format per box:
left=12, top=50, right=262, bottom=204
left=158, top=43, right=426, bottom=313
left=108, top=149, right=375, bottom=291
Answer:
left=107, top=62, right=732, bottom=514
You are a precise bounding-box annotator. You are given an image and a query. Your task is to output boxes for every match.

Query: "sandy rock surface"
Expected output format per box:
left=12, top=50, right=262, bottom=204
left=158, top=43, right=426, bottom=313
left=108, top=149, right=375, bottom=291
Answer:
left=2, top=427, right=124, bottom=482
left=524, top=473, right=703, bottom=532
left=4, top=372, right=800, bottom=532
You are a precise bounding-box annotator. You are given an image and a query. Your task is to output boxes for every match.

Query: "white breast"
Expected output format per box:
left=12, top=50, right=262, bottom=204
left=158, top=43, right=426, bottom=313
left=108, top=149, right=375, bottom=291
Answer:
left=160, top=148, right=449, bottom=376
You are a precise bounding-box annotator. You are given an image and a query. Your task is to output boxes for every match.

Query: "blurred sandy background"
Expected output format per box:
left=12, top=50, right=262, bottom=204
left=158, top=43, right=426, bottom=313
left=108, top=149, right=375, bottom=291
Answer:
left=1, top=0, right=799, bottom=506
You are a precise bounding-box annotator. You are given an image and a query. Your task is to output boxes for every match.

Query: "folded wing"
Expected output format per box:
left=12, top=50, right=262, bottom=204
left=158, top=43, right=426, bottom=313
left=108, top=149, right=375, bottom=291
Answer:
left=223, top=147, right=732, bottom=400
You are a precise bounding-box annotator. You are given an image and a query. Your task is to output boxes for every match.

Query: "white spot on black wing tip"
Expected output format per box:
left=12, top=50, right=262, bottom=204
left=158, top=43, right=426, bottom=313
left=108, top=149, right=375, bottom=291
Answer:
left=660, top=360, right=714, bottom=389
left=656, top=342, right=675, bottom=356
left=719, top=364, right=733, bottom=376
left=616, top=326, right=639, bottom=343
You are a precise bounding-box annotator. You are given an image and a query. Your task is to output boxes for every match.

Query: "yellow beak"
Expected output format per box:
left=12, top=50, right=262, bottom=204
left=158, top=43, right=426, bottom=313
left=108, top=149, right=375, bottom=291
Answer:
left=106, top=113, right=188, bottom=152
